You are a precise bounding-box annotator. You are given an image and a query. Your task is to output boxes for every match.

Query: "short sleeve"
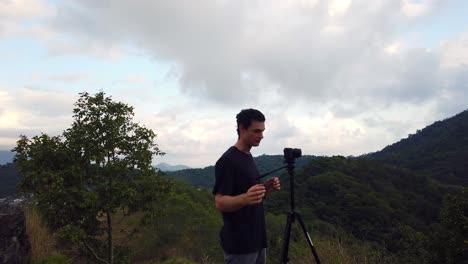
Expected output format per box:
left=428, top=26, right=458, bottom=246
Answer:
left=212, top=156, right=235, bottom=196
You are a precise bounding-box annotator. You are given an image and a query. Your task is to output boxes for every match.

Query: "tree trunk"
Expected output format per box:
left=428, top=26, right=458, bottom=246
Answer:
left=107, top=154, right=114, bottom=264
left=107, top=210, right=113, bottom=264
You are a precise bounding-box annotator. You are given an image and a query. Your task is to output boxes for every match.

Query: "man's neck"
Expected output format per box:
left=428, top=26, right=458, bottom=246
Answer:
left=234, top=141, right=251, bottom=154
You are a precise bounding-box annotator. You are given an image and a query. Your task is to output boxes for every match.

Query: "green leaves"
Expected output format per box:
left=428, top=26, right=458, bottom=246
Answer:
left=14, top=92, right=171, bottom=263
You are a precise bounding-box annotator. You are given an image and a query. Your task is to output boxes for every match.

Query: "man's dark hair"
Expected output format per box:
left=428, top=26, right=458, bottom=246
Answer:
left=236, top=108, right=265, bottom=136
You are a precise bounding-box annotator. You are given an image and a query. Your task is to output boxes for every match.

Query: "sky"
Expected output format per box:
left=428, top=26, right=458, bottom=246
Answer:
left=1, top=0, right=467, bottom=168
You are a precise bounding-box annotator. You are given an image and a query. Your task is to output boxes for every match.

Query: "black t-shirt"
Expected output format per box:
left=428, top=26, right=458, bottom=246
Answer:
left=212, top=146, right=267, bottom=254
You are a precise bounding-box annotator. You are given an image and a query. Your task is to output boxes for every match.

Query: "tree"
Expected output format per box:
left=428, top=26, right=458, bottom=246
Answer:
left=427, top=188, right=467, bottom=263
left=14, top=92, right=171, bottom=264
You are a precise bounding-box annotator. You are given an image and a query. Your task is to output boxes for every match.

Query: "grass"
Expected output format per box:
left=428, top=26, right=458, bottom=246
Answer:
left=24, top=206, right=60, bottom=261
left=23, top=203, right=398, bottom=264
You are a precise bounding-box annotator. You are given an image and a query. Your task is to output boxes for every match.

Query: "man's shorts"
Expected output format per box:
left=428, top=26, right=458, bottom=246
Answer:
left=224, top=248, right=266, bottom=264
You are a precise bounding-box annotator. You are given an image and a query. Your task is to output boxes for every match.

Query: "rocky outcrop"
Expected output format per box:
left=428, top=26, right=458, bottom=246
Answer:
left=0, top=201, right=31, bottom=263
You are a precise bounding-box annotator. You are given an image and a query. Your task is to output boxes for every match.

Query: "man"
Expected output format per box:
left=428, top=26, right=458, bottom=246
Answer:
left=213, top=108, right=281, bottom=264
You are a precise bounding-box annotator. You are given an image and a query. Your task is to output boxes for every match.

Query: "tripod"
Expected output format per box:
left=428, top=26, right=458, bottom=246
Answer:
left=257, top=155, right=321, bottom=264
left=280, top=159, right=321, bottom=264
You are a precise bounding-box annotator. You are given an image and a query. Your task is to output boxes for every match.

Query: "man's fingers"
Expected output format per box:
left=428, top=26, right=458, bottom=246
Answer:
left=252, top=184, right=266, bottom=190
left=247, top=190, right=265, bottom=204
left=251, top=190, right=265, bottom=197
left=249, top=185, right=265, bottom=193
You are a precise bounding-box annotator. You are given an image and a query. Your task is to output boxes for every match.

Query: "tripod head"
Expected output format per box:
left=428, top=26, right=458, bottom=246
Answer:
left=256, top=148, right=302, bottom=180
left=283, top=148, right=301, bottom=174
left=283, top=148, right=302, bottom=163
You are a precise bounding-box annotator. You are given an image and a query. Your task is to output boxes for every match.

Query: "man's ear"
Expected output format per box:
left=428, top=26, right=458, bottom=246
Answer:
left=238, top=124, right=247, bottom=134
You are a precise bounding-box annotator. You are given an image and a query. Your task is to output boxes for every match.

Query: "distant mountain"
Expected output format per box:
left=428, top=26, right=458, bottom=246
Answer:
left=0, top=163, right=20, bottom=198
left=364, top=109, right=468, bottom=186
left=155, top=162, right=191, bottom=172
left=0, top=151, right=14, bottom=165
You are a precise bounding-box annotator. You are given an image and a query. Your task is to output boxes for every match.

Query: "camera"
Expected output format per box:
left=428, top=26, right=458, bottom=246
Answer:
left=283, top=148, right=302, bottom=160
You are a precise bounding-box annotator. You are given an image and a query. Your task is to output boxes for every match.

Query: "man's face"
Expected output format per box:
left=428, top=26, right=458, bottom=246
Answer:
left=240, top=121, right=265, bottom=147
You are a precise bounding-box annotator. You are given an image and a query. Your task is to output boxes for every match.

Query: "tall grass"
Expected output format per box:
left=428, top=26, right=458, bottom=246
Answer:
left=290, top=237, right=396, bottom=264
left=24, top=206, right=59, bottom=261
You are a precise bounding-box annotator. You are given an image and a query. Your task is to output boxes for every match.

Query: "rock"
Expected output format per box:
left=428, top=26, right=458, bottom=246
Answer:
left=0, top=203, right=31, bottom=263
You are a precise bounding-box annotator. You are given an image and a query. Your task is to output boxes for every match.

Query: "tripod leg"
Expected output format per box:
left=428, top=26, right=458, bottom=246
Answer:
left=280, top=212, right=294, bottom=264
left=296, top=213, right=321, bottom=264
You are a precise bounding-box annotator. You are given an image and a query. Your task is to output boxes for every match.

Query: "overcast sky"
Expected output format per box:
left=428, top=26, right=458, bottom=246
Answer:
left=1, top=0, right=467, bottom=168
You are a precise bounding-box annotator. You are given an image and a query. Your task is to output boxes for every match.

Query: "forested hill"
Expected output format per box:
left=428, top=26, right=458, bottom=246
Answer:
left=2, top=153, right=317, bottom=196
left=263, top=155, right=465, bottom=263
left=164, top=154, right=316, bottom=189
left=0, top=151, right=14, bottom=165
left=0, top=163, right=19, bottom=197
left=364, top=109, right=468, bottom=186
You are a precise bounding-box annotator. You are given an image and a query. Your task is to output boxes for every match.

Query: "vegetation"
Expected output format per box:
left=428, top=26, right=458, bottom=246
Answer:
left=25, top=206, right=60, bottom=261
left=365, top=109, right=468, bottom=186
left=264, top=156, right=465, bottom=263
left=14, top=92, right=171, bottom=264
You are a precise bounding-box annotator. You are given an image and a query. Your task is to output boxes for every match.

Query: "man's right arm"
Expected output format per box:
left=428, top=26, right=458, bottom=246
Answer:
left=215, top=184, right=266, bottom=212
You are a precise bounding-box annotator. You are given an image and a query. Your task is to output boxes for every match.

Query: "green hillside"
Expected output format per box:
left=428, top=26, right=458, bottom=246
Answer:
left=364, top=109, right=468, bottom=186
left=267, top=157, right=442, bottom=241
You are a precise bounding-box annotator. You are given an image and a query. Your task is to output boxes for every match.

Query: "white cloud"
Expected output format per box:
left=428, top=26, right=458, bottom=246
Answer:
left=0, top=87, right=74, bottom=130
left=21, top=0, right=449, bottom=109
left=0, top=0, right=54, bottom=37
left=402, top=0, right=430, bottom=17
left=400, top=0, right=446, bottom=18
left=47, top=1, right=397, bottom=105
left=0, top=87, right=73, bottom=151
left=440, top=33, right=468, bottom=68
left=328, top=0, right=352, bottom=17
left=0, top=0, right=52, bottom=20
left=15, top=88, right=75, bottom=117
left=384, top=42, right=404, bottom=54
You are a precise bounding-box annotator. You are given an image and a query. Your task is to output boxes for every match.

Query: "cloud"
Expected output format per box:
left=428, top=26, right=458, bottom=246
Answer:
left=440, top=33, right=468, bottom=68
left=9, top=0, right=462, bottom=113
left=0, top=88, right=75, bottom=152
left=0, top=0, right=129, bottom=60
left=0, top=0, right=52, bottom=19
left=15, top=88, right=75, bottom=117
left=0, top=0, right=54, bottom=37
left=46, top=0, right=434, bottom=107
left=2, top=0, right=467, bottom=167
left=401, top=0, right=442, bottom=17
left=0, top=88, right=74, bottom=131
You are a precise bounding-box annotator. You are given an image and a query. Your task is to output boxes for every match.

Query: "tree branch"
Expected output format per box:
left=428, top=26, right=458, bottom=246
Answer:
left=81, top=239, right=109, bottom=264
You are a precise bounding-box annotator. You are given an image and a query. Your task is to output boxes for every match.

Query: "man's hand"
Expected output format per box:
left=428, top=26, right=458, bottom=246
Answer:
left=215, top=184, right=266, bottom=212
left=244, top=184, right=266, bottom=205
left=264, top=177, right=280, bottom=194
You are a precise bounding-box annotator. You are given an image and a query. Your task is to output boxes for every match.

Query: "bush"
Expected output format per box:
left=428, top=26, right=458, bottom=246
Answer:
left=147, top=257, right=197, bottom=264
left=34, top=254, right=72, bottom=264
